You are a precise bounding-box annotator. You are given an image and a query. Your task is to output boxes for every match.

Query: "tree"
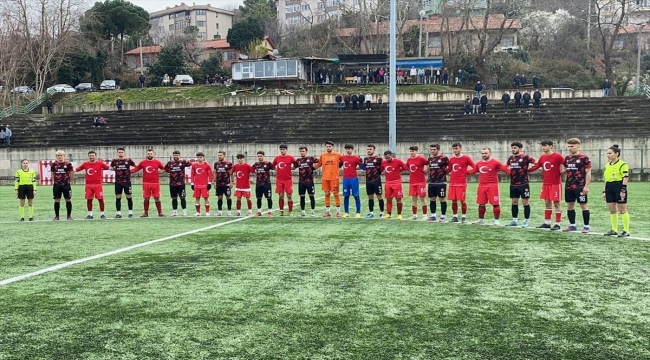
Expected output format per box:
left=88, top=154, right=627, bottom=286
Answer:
left=148, top=44, right=188, bottom=78
left=227, top=18, right=265, bottom=50
left=1, top=0, right=83, bottom=95
left=243, top=39, right=270, bottom=59
left=239, top=0, right=276, bottom=22
left=595, top=0, right=631, bottom=96
left=165, top=26, right=205, bottom=66
left=199, top=52, right=226, bottom=78
left=81, top=0, right=150, bottom=69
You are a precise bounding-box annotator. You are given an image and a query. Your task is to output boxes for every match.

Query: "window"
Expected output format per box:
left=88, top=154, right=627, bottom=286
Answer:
left=302, top=4, right=310, bottom=11
left=326, top=0, right=338, bottom=7
left=317, top=14, right=325, bottom=22
left=428, top=36, right=441, bottom=48
left=327, top=10, right=339, bottom=18
left=286, top=4, right=300, bottom=12
left=196, top=9, right=206, bottom=15
left=169, top=24, right=174, bottom=30
left=216, top=23, right=219, bottom=29
left=199, top=32, right=207, bottom=39
left=317, top=2, right=325, bottom=9
left=213, top=34, right=221, bottom=39
left=500, top=37, right=514, bottom=47
left=197, top=21, right=206, bottom=27
left=353, top=0, right=360, bottom=5
left=223, top=51, right=237, bottom=61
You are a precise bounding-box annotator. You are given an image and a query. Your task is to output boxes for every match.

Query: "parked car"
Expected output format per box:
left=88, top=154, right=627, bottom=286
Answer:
left=100, top=80, right=116, bottom=90
left=10, top=86, right=35, bottom=94
left=173, top=74, right=194, bottom=85
left=75, top=83, right=96, bottom=92
left=47, top=84, right=76, bottom=93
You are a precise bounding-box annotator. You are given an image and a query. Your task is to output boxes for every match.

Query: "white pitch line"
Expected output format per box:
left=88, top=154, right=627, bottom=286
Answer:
left=0, top=216, right=249, bottom=287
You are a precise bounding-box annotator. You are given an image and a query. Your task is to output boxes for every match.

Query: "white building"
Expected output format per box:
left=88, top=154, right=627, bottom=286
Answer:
left=149, top=3, right=235, bottom=45
left=276, top=0, right=379, bottom=27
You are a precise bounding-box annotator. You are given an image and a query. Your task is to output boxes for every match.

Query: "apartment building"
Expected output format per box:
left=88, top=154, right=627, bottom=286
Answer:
left=149, top=2, right=235, bottom=44
left=599, top=0, right=650, bottom=25
left=276, top=0, right=378, bottom=27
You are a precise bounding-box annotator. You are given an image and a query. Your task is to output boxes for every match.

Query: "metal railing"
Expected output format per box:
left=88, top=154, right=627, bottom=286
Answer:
left=643, top=84, right=650, bottom=99
left=0, top=88, right=57, bottom=121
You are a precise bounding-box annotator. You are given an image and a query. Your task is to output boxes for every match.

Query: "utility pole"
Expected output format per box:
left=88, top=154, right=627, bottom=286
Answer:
left=389, top=0, right=397, bottom=153
left=587, top=0, right=591, bottom=51
left=637, top=24, right=646, bottom=92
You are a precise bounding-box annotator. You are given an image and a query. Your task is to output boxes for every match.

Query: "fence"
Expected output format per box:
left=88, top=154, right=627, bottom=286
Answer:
left=0, top=88, right=57, bottom=121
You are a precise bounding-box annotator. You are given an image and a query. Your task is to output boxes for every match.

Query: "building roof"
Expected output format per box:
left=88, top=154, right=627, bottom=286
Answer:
left=149, top=2, right=234, bottom=18
left=125, top=46, right=162, bottom=55
left=619, top=23, right=650, bottom=35
left=204, top=39, right=234, bottom=49
left=336, top=14, right=520, bottom=37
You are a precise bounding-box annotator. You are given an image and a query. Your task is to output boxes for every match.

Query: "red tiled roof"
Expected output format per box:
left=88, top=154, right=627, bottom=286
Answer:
left=619, top=23, right=650, bottom=35
left=125, top=46, right=161, bottom=55
left=204, top=39, right=233, bottom=49
left=337, top=14, right=520, bottom=37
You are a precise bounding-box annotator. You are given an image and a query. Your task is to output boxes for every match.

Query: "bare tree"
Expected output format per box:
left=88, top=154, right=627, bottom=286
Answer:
left=595, top=0, right=631, bottom=95
left=1, top=0, right=82, bottom=95
left=0, top=13, right=30, bottom=107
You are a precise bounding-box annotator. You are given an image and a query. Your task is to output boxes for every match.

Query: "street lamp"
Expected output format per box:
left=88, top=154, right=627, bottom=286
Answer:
left=637, top=23, right=646, bottom=92
left=418, top=10, right=426, bottom=57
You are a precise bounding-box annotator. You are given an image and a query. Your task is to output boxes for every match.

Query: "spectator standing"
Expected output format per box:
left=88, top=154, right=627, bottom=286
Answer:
left=396, top=69, right=403, bottom=84
left=474, top=81, right=483, bottom=98
left=442, top=68, right=449, bottom=84
left=379, top=68, right=386, bottom=83
left=424, top=68, right=431, bottom=84
left=501, top=92, right=510, bottom=110
left=114, top=76, right=121, bottom=90
left=0, top=129, right=5, bottom=145
left=410, top=67, right=417, bottom=84
left=491, top=73, right=499, bottom=90
left=521, top=74, right=527, bottom=86
left=351, top=93, right=358, bottom=110
left=139, top=73, right=146, bottom=88
left=335, top=93, right=343, bottom=112
left=522, top=90, right=531, bottom=109
left=479, top=94, right=488, bottom=114
left=533, top=89, right=542, bottom=108
left=365, top=93, right=372, bottom=110
left=163, top=74, right=170, bottom=86
left=532, top=75, right=539, bottom=89
left=513, top=74, right=521, bottom=89
left=435, top=68, right=441, bottom=84
left=514, top=90, right=522, bottom=108
left=358, top=93, right=366, bottom=110
left=418, top=68, right=424, bottom=84
left=464, top=97, right=472, bottom=114
left=603, top=79, right=611, bottom=97
left=456, top=68, right=463, bottom=85
left=5, top=125, right=11, bottom=146
left=116, top=97, right=124, bottom=113
left=472, top=96, right=480, bottom=114
left=344, top=94, right=351, bottom=110
left=46, top=99, right=53, bottom=114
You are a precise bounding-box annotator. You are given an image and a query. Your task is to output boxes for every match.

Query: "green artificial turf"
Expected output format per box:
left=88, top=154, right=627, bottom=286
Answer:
left=0, top=183, right=649, bottom=359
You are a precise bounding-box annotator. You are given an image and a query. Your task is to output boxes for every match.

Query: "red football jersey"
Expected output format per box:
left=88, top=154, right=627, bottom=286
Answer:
left=448, top=155, right=475, bottom=185
left=530, top=152, right=566, bottom=185
left=340, top=155, right=363, bottom=179
left=272, top=155, right=297, bottom=181
left=381, top=158, right=407, bottom=183
left=191, top=162, right=213, bottom=187
left=232, top=163, right=255, bottom=189
left=132, top=159, right=165, bottom=184
left=470, top=158, right=508, bottom=185
left=76, top=161, right=110, bottom=185
left=406, top=155, right=428, bottom=184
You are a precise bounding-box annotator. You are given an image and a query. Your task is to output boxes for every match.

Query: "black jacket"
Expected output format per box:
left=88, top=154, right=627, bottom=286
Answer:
left=472, top=98, right=480, bottom=105
left=532, top=77, right=539, bottom=88
left=335, top=95, right=342, bottom=102
left=358, top=94, right=365, bottom=103
left=344, top=95, right=350, bottom=103
left=522, top=93, right=531, bottom=101
left=474, top=84, right=483, bottom=92
left=514, top=92, right=522, bottom=100
left=501, top=94, right=510, bottom=103
left=480, top=95, right=488, bottom=105
left=351, top=94, right=358, bottom=102
left=533, top=91, right=542, bottom=100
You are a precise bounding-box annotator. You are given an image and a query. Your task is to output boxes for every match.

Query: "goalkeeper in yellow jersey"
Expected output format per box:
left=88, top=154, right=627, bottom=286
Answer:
left=15, top=159, right=37, bottom=221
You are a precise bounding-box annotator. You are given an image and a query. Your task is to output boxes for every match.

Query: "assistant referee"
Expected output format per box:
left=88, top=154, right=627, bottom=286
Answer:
left=602, top=145, right=629, bottom=237
left=15, top=159, right=37, bottom=221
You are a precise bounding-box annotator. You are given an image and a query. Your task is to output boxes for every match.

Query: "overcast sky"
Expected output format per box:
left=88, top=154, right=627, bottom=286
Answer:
left=129, top=0, right=242, bottom=12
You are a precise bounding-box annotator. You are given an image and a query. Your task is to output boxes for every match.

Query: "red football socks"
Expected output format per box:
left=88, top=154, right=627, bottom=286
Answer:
left=555, top=211, right=562, bottom=223
left=386, top=200, right=393, bottom=214
left=422, top=206, right=427, bottom=215
left=98, top=199, right=105, bottom=212
left=493, top=205, right=501, bottom=220
left=205, top=204, right=210, bottom=213
left=288, top=201, right=293, bottom=212
left=544, top=208, right=552, bottom=220
left=452, top=202, right=458, bottom=215
left=236, top=199, right=242, bottom=210
left=412, top=206, right=417, bottom=215
left=155, top=201, right=162, bottom=214
left=143, top=199, right=150, bottom=214
left=397, top=202, right=403, bottom=214
left=86, top=199, right=93, bottom=211
left=461, top=203, right=467, bottom=215
left=247, top=199, right=252, bottom=210
left=478, top=205, right=486, bottom=219
left=279, top=198, right=284, bottom=211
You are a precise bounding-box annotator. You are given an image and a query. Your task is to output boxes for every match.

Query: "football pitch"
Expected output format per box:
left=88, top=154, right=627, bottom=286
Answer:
left=0, top=183, right=649, bottom=359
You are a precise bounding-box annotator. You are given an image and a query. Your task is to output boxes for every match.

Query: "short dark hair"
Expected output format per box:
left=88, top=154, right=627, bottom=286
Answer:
left=218, top=151, right=226, bottom=156
left=510, top=142, right=523, bottom=148
left=117, top=147, right=125, bottom=152
left=236, top=154, right=245, bottom=159
left=344, top=144, right=354, bottom=149
left=257, top=151, right=265, bottom=156
left=279, top=144, right=288, bottom=150
left=409, top=146, right=418, bottom=151
left=383, top=150, right=393, bottom=156
left=540, top=140, right=553, bottom=146
left=430, top=144, right=440, bottom=150
left=299, top=146, right=307, bottom=151
left=173, top=150, right=180, bottom=155
left=325, top=141, right=334, bottom=146
left=367, top=144, right=376, bottom=149
left=88, top=150, right=96, bottom=155
left=196, top=152, right=205, bottom=157
left=146, top=148, right=154, bottom=152
left=609, top=144, right=621, bottom=156
left=452, top=143, right=462, bottom=148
